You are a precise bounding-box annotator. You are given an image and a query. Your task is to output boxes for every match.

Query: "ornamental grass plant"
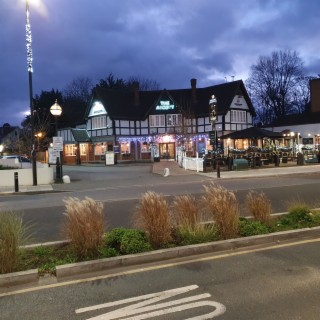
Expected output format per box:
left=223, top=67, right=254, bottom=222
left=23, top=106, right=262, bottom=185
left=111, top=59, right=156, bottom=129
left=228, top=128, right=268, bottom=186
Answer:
left=0, top=211, right=33, bottom=274
left=245, top=190, right=272, bottom=225
left=134, top=191, right=172, bottom=248
left=171, top=195, right=218, bottom=245
left=202, top=184, right=239, bottom=239
left=62, top=197, right=105, bottom=259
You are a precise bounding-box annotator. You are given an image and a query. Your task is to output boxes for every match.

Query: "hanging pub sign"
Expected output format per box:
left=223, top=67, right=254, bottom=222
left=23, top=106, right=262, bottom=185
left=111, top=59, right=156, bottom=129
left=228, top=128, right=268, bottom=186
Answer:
left=209, top=130, right=216, bottom=146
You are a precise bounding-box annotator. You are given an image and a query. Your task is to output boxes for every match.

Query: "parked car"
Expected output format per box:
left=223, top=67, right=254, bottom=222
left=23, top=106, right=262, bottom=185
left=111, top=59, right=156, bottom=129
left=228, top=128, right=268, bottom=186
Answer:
left=0, top=155, right=31, bottom=163
left=0, top=155, right=44, bottom=168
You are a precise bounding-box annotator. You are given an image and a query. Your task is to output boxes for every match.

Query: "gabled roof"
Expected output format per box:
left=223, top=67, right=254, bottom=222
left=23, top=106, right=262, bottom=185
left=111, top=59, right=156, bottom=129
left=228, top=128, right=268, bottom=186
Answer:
left=87, top=80, right=255, bottom=121
left=220, top=127, right=283, bottom=139
left=71, top=129, right=91, bottom=142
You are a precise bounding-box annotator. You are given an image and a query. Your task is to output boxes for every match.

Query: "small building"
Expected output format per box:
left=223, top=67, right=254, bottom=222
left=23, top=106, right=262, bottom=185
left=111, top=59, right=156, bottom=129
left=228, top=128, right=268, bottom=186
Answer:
left=265, top=78, right=320, bottom=150
left=59, top=79, right=256, bottom=164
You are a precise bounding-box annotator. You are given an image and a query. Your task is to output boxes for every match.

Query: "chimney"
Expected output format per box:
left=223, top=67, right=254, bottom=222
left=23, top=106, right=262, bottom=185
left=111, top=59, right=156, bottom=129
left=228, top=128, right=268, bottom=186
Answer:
left=133, top=81, right=140, bottom=106
left=310, top=78, right=320, bottom=113
left=190, top=78, right=197, bottom=103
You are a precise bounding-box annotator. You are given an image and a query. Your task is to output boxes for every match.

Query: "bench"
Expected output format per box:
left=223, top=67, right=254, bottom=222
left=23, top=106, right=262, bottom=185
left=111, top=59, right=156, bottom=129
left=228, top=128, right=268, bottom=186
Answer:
left=232, top=159, right=249, bottom=171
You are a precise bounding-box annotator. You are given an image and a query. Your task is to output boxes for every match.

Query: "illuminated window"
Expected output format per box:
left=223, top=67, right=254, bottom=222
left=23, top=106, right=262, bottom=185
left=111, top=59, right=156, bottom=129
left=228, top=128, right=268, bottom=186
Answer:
left=92, top=116, right=107, bottom=129
left=80, top=143, right=86, bottom=156
left=65, top=144, right=76, bottom=156
left=149, top=115, right=165, bottom=127
left=141, top=142, right=151, bottom=152
left=121, top=142, right=131, bottom=154
left=94, top=143, right=107, bottom=155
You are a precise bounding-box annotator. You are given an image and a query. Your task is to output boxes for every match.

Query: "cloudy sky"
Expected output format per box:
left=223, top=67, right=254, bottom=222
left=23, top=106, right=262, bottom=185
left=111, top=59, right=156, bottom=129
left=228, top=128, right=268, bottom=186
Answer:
left=1, top=0, right=320, bottom=126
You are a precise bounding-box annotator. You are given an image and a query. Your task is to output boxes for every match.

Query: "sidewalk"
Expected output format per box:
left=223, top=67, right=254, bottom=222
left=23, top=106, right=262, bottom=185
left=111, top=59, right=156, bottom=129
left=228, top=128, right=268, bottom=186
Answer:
left=153, top=160, right=320, bottom=179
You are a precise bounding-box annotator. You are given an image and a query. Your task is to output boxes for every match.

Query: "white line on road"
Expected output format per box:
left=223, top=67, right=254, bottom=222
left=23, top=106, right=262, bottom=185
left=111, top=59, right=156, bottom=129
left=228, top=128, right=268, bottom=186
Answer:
left=75, top=285, right=226, bottom=320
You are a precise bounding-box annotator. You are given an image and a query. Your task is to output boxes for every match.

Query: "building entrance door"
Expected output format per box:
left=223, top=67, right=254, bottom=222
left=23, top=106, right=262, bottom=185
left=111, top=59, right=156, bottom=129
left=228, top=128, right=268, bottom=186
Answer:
left=159, top=143, right=175, bottom=160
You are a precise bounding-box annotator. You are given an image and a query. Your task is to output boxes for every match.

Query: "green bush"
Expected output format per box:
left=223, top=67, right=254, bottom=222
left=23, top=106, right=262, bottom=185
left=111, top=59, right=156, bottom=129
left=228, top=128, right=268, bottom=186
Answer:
left=277, top=205, right=313, bottom=229
left=98, top=247, right=118, bottom=258
left=105, top=227, right=128, bottom=251
left=175, top=224, right=219, bottom=245
left=120, top=230, right=152, bottom=254
left=105, top=228, right=151, bottom=254
left=239, top=219, right=270, bottom=237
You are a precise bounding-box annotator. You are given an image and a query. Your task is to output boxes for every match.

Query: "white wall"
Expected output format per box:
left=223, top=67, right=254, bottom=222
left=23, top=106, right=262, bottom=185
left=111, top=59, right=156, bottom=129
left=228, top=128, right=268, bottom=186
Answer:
left=0, top=166, right=54, bottom=187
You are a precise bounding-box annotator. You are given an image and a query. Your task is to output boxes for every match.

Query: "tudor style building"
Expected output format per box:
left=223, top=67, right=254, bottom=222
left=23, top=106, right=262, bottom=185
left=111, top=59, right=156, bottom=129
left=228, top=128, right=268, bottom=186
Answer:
left=59, top=79, right=256, bottom=164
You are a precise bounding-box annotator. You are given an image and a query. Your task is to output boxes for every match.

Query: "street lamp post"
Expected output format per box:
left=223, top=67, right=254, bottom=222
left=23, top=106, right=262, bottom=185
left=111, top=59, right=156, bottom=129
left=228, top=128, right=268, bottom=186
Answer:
left=50, top=100, right=63, bottom=182
left=25, top=0, right=37, bottom=185
left=209, top=95, right=220, bottom=178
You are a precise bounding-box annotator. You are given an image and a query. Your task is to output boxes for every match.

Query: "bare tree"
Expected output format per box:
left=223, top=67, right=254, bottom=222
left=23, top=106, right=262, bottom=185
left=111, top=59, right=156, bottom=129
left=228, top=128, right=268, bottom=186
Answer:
left=63, top=77, right=93, bottom=103
left=246, top=50, right=305, bottom=124
left=127, top=76, right=160, bottom=91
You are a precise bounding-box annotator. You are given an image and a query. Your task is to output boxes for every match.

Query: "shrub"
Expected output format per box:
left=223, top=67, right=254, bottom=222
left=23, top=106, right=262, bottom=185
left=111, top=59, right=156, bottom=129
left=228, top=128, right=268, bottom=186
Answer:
left=277, top=204, right=313, bottom=229
left=239, top=218, right=270, bottom=237
left=175, top=224, right=219, bottom=245
left=245, top=190, right=272, bottom=225
left=105, top=228, right=151, bottom=254
left=0, top=211, right=33, bottom=274
left=120, top=229, right=152, bottom=254
left=105, top=227, right=128, bottom=252
left=62, top=197, right=105, bottom=258
left=202, top=184, right=239, bottom=239
left=134, top=191, right=172, bottom=248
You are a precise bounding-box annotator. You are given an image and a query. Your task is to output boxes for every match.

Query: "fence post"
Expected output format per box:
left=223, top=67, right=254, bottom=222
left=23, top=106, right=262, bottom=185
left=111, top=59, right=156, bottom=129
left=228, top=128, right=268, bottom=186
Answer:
left=14, top=172, right=19, bottom=193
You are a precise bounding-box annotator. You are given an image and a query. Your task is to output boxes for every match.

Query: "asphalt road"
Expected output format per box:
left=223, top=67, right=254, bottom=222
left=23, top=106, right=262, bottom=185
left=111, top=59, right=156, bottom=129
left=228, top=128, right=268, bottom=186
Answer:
left=0, top=164, right=320, bottom=243
left=2, top=238, right=320, bottom=319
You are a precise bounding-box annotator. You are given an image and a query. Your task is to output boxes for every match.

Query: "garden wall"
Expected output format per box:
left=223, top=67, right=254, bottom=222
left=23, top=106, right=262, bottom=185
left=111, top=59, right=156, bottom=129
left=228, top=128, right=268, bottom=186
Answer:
left=0, top=166, right=54, bottom=186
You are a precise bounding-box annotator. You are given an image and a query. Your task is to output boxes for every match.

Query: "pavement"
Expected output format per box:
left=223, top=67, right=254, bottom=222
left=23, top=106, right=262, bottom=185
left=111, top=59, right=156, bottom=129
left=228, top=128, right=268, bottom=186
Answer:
left=0, top=161, right=320, bottom=194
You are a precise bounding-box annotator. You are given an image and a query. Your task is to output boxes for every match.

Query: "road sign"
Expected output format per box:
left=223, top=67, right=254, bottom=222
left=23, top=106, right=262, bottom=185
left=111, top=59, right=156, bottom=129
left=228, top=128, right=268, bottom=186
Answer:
left=53, top=136, right=63, bottom=151
left=48, top=147, right=60, bottom=164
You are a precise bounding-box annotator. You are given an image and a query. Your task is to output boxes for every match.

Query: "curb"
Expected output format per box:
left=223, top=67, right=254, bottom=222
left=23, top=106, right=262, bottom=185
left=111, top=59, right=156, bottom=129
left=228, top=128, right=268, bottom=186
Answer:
left=2, top=226, right=320, bottom=289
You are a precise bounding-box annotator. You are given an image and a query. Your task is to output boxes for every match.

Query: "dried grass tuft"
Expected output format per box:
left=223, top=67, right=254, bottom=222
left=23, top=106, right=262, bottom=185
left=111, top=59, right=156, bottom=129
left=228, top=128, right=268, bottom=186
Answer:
left=0, top=211, right=33, bottom=274
left=171, top=195, right=199, bottom=229
left=202, top=183, right=239, bottom=239
left=134, top=191, right=172, bottom=248
left=245, top=191, right=272, bottom=224
left=62, top=197, right=105, bottom=258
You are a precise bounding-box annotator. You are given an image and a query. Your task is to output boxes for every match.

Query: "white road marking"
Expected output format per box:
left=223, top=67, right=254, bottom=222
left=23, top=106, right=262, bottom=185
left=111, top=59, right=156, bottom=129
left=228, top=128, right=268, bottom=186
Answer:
left=75, top=285, right=226, bottom=320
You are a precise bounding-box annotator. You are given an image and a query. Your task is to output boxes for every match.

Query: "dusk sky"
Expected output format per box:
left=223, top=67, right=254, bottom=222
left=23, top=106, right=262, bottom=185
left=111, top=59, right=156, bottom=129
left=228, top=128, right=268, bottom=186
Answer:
left=1, top=0, right=320, bottom=126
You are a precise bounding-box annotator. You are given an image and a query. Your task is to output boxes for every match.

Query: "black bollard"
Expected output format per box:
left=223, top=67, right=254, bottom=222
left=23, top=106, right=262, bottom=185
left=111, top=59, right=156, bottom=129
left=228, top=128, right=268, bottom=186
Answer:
left=14, top=172, right=19, bottom=192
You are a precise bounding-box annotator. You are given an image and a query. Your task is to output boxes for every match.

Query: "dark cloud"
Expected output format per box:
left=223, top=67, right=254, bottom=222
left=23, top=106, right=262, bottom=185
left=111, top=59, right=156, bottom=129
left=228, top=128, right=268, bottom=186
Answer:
left=0, top=0, right=319, bottom=126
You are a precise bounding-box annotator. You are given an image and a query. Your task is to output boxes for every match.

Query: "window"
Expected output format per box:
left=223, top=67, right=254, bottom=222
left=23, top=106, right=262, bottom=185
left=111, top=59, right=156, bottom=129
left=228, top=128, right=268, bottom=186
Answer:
left=80, top=143, right=86, bottom=156
left=65, top=144, right=76, bottom=156
left=167, top=114, right=182, bottom=126
left=149, top=115, right=165, bottom=127
left=92, top=116, right=107, bottom=129
left=120, top=142, right=131, bottom=154
left=231, top=110, right=246, bottom=123
left=94, top=143, right=107, bottom=155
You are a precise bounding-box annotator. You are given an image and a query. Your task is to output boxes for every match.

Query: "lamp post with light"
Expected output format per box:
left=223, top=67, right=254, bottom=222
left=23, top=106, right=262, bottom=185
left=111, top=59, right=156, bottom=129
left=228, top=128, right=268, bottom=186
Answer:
left=25, top=0, right=37, bottom=185
left=50, top=100, right=63, bottom=182
left=209, top=95, right=220, bottom=178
